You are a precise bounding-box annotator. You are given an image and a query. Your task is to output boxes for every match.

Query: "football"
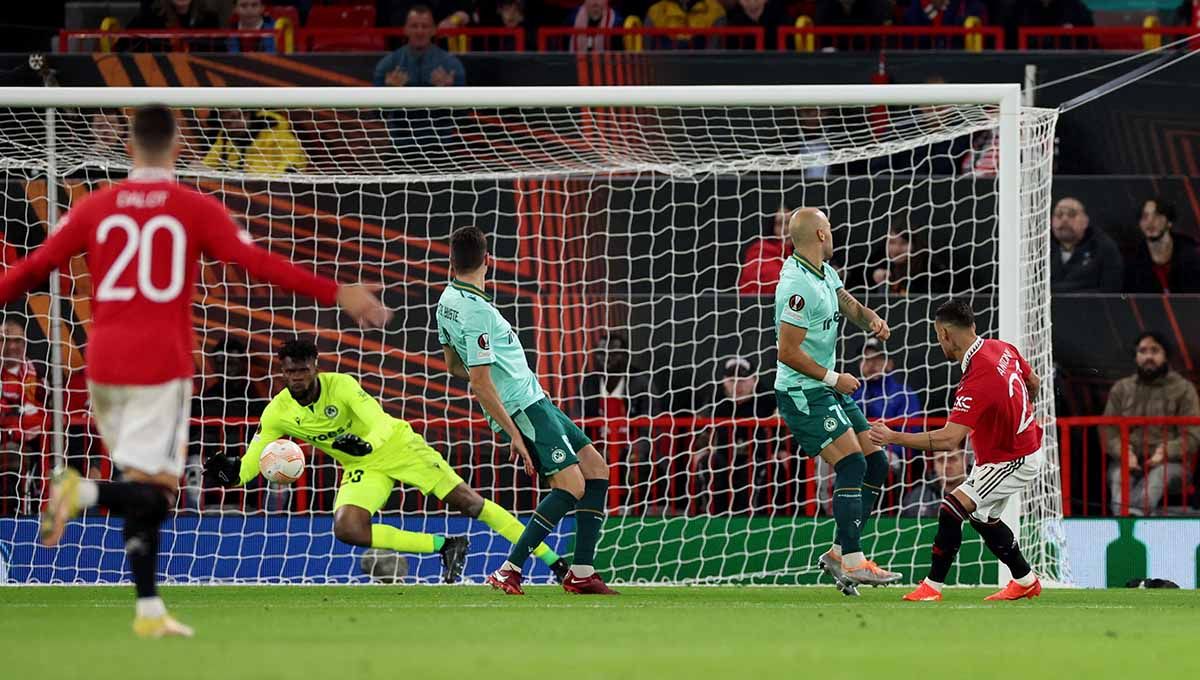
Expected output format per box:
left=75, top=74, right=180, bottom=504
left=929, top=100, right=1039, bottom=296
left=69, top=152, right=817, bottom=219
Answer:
left=258, top=439, right=305, bottom=484
left=360, top=549, right=408, bottom=584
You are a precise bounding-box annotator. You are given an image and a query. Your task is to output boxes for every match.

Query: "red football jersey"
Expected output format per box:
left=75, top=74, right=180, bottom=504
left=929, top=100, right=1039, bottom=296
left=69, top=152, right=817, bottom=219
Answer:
left=947, top=337, right=1043, bottom=464
left=0, top=169, right=339, bottom=385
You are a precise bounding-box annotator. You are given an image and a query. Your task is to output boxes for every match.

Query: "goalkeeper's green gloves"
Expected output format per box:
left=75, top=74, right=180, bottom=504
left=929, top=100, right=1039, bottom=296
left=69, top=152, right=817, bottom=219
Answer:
left=332, top=434, right=373, bottom=457
left=203, top=452, right=241, bottom=488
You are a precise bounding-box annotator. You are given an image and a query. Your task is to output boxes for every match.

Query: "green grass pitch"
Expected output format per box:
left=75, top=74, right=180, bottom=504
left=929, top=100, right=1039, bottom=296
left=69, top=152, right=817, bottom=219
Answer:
left=2, top=586, right=1198, bottom=679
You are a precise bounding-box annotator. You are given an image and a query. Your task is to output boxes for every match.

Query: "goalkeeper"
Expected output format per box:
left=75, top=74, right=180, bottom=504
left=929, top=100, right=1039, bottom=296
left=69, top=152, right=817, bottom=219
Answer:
left=204, top=338, right=568, bottom=583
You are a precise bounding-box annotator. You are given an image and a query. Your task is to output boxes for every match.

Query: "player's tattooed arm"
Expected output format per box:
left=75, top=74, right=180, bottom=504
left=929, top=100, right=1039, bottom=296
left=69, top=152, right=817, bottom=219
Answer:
left=442, top=345, right=470, bottom=380
left=870, top=420, right=971, bottom=451
left=1024, top=368, right=1041, bottom=402
left=836, top=288, right=890, bottom=340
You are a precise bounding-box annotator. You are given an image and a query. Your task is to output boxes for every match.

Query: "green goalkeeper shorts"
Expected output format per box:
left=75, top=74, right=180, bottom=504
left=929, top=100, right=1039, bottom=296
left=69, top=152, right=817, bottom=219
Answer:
left=777, top=387, right=871, bottom=458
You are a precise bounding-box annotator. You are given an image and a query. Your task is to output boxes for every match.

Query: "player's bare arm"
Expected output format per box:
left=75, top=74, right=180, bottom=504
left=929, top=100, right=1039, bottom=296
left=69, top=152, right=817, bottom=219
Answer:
left=441, top=344, right=470, bottom=380
left=869, top=419, right=971, bottom=451
left=1024, top=367, right=1041, bottom=401
left=778, top=322, right=859, bottom=395
left=467, top=364, right=535, bottom=476
left=836, top=288, right=889, bottom=340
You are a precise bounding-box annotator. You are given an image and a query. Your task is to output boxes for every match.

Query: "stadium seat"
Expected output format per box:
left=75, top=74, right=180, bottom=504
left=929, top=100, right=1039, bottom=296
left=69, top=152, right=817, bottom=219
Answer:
left=306, top=4, right=383, bottom=52
left=268, top=3, right=301, bottom=32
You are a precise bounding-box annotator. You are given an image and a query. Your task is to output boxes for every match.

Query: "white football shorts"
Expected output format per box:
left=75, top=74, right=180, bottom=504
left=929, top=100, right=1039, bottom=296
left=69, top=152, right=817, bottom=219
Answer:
left=88, top=378, right=192, bottom=478
left=958, top=448, right=1044, bottom=522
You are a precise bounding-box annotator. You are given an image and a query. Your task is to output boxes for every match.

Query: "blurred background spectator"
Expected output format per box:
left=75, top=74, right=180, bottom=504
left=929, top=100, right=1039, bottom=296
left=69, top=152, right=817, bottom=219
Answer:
left=89, top=109, right=127, bottom=155
left=900, top=447, right=968, bottom=517
left=690, top=356, right=777, bottom=513
left=201, top=109, right=307, bottom=174
left=725, top=0, right=788, bottom=41
left=373, top=6, right=466, bottom=87
left=645, top=0, right=727, bottom=49
left=738, top=206, right=791, bottom=296
left=569, top=0, right=623, bottom=52
left=0, top=319, right=42, bottom=516
left=866, top=222, right=950, bottom=297
left=815, top=0, right=893, bottom=25
left=904, top=0, right=987, bottom=27
left=1103, top=331, right=1199, bottom=516
left=1124, top=198, right=1200, bottom=294
left=122, top=0, right=223, bottom=52
left=851, top=338, right=921, bottom=467
left=1049, top=196, right=1123, bottom=294
left=226, top=0, right=277, bottom=53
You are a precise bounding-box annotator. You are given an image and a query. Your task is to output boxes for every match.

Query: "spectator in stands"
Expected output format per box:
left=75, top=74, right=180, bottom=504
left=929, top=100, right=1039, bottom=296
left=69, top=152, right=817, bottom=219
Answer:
left=226, top=0, right=277, bottom=53
left=1125, top=198, right=1200, bottom=294
left=867, top=222, right=950, bottom=296
left=201, top=109, right=307, bottom=174
left=1049, top=196, right=1123, bottom=294
left=690, top=356, right=777, bottom=513
left=0, top=319, right=42, bottom=515
left=486, top=0, right=534, bottom=49
left=194, top=335, right=271, bottom=420
left=904, top=0, right=986, bottom=26
left=568, top=0, right=623, bottom=52
left=814, top=0, right=892, bottom=25
left=797, top=107, right=830, bottom=179
left=852, top=338, right=922, bottom=463
left=89, top=109, right=127, bottom=155
left=900, top=447, right=967, bottom=517
left=738, top=206, right=791, bottom=295
left=373, top=6, right=466, bottom=87
left=724, top=0, right=789, bottom=44
left=1103, top=331, right=1199, bottom=515
left=645, top=0, right=727, bottom=49
left=123, top=0, right=223, bottom=52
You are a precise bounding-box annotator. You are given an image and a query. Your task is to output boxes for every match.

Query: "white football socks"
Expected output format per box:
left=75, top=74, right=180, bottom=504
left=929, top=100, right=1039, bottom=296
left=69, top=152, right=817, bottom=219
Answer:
left=842, top=552, right=865, bottom=569
left=500, top=560, right=521, bottom=574
left=77, top=479, right=98, bottom=508
left=1014, top=573, right=1037, bottom=587
left=569, top=564, right=596, bottom=578
left=924, top=578, right=944, bottom=593
left=136, top=596, right=166, bottom=619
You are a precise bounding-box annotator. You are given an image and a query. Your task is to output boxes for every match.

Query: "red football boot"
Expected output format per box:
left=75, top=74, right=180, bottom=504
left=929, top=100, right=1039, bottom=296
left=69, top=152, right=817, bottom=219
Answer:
left=562, top=571, right=619, bottom=595
left=984, top=578, right=1042, bottom=601
left=487, top=568, right=525, bottom=595
left=902, top=581, right=943, bottom=602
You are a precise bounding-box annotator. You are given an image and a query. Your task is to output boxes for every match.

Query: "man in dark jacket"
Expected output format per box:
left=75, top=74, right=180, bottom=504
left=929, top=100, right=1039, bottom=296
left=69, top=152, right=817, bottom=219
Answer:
left=1124, top=198, right=1200, bottom=294
left=1049, top=197, right=1123, bottom=294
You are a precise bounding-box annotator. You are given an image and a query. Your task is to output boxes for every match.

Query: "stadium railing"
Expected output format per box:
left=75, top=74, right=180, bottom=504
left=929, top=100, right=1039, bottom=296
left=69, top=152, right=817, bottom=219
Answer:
left=56, top=27, right=526, bottom=54
left=58, top=28, right=287, bottom=54
left=1018, top=25, right=1200, bottom=51
left=1058, top=416, right=1200, bottom=518
left=536, top=27, right=766, bottom=52
left=776, top=23, right=1004, bottom=52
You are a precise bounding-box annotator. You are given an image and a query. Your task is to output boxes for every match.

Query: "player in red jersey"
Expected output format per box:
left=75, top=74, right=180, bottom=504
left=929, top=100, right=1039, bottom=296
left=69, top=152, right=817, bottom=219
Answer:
left=869, top=300, right=1044, bottom=602
left=0, top=105, right=390, bottom=637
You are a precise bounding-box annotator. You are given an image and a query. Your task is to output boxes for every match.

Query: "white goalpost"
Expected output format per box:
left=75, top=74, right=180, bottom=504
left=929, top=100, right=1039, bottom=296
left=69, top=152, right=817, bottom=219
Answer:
left=0, top=85, right=1066, bottom=586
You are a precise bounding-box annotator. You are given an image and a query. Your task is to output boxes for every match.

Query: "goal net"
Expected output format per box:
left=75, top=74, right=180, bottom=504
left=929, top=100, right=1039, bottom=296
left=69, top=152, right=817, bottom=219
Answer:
left=0, top=86, right=1066, bottom=586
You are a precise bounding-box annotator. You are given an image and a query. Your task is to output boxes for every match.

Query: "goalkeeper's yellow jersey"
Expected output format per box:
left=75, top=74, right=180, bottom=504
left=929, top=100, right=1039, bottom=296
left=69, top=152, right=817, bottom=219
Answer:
left=238, top=372, right=409, bottom=484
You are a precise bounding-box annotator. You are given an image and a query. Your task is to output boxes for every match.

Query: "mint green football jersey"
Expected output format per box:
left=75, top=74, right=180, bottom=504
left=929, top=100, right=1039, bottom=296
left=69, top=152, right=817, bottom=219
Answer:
left=436, top=279, right=545, bottom=431
left=774, top=254, right=845, bottom=392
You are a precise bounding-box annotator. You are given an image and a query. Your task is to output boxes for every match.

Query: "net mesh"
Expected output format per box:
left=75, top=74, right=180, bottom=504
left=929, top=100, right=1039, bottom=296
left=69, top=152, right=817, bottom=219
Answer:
left=0, top=97, right=1065, bottom=585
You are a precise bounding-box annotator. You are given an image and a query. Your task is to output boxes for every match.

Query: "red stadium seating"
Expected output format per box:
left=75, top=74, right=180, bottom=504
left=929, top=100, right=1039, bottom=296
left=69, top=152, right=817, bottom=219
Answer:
left=305, top=4, right=382, bottom=52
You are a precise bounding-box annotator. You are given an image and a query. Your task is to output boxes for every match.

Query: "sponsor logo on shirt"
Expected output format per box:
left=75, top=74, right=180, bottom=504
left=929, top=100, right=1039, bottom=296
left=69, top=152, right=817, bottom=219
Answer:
left=788, top=294, right=806, bottom=312
left=953, top=395, right=974, bottom=412
left=324, top=405, right=338, bottom=418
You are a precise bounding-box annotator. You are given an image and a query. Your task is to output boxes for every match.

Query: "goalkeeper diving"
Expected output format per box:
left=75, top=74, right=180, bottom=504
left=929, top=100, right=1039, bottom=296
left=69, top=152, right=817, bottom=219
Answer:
left=204, top=338, right=569, bottom=583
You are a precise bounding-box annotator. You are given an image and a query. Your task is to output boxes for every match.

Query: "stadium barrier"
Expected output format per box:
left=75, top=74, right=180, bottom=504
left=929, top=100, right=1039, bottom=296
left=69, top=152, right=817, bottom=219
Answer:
left=776, top=23, right=1004, bottom=52
left=1058, top=416, right=1200, bottom=518
left=1018, top=26, right=1200, bottom=51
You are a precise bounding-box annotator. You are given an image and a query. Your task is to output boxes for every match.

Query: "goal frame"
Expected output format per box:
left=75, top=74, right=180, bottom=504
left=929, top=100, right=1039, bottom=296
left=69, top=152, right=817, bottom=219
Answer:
left=6, top=84, right=1033, bottom=584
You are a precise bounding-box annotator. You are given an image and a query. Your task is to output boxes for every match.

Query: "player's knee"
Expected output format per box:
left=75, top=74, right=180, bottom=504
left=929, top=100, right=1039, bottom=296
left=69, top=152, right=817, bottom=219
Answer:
left=455, top=494, right=485, bottom=519
left=333, top=517, right=372, bottom=547
left=938, top=494, right=969, bottom=525
left=833, top=451, right=866, bottom=488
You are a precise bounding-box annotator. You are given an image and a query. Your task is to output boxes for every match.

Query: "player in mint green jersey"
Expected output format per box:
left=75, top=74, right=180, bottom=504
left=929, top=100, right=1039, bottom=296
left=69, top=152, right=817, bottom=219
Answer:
left=436, top=226, right=617, bottom=595
left=203, top=338, right=568, bottom=584
left=775, top=208, right=903, bottom=595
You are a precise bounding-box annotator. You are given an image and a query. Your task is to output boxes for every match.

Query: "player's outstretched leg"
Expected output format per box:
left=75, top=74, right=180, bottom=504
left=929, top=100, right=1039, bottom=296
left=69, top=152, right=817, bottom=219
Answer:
left=43, top=470, right=193, bottom=637
left=903, top=493, right=968, bottom=602
left=440, top=484, right=569, bottom=582
left=334, top=503, right=468, bottom=583
left=974, top=517, right=1041, bottom=601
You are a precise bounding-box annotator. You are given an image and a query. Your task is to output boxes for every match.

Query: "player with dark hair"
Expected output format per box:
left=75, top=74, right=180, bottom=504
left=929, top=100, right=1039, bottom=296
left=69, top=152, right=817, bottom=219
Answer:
left=0, top=104, right=389, bottom=638
left=870, top=299, right=1045, bottom=602
left=436, top=226, right=617, bottom=595
left=773, top=208, right=901, bottom=595
left=203, top=338, right=570, bottom=583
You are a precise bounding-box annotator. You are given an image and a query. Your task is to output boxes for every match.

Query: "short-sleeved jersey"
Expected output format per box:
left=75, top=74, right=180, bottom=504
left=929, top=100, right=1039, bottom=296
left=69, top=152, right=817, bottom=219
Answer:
left=0, top=169, right=339, bottom=385
left=436, top=279, right=544, bottom=431
left=948, top=337, right=1043, bottom=464
left=774, top=254, right=845, bottom=391
left=238, top=372, right=406, bottom=483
